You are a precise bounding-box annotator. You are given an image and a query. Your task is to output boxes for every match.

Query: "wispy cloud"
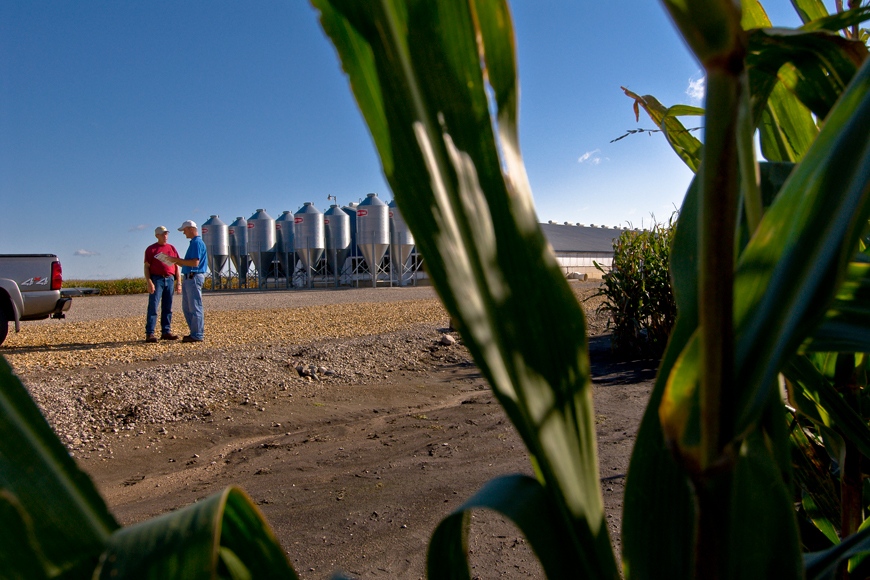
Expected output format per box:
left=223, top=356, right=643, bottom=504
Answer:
left=74, top=249, right=100, bottom=257
left=578, top=149, right=607, bottom=165
left=129, top=224, right=148, bottom=232
left=687, top=72, right=706, bottom=103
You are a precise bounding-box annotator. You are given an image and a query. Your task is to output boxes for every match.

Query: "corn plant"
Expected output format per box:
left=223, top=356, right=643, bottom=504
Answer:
left=311, top=1, right=870, bottom=580
left=592, top=215, right=677, bottom=357
left=3, top=0, right=870, bottom=578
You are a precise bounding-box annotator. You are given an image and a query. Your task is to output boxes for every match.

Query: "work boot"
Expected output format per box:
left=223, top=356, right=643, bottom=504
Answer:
left=145, top=335, right=158, bottom=343
left=182, top=335, right=203, bottom=343
left=161, top=332, right=179, bottom=340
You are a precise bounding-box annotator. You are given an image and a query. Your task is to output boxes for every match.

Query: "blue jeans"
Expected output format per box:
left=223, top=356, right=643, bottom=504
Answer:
left=182, top=273, right=205, bottom=340
left=146, top=275, right=175, bottom=336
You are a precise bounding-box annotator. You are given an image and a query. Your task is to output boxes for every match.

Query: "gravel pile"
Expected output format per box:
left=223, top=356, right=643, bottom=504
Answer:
left=3, top=283, right=607, bottom=457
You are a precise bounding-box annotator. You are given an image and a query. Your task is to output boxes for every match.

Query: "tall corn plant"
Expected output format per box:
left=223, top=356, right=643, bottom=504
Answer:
left=593, top=216, right=677, bottom=357
left=2, top=1, right=870, bottom=578
left=620, top=1, right=870, bottom=574
left=310, top=1, right=870, bottom=580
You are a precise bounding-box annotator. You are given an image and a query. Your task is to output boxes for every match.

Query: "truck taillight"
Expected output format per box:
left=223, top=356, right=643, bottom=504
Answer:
left=51, top=261, right=63, bottom=291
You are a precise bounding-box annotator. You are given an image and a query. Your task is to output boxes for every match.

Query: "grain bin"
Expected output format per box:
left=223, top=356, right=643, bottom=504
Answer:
left=324, top=204, right=351, bottom=275
left=247, top=209, right=277, bottom=278
left=228, top=217, right=250, bottom=278
left=201, top=215, right=229, bottom=275
left=275, top=210, right=296, bottom=278
left=388, top=200, right=415, bottom=286
left=294, top=202, right=325, bottom=273
left=356, top=193, right=389, bottom=279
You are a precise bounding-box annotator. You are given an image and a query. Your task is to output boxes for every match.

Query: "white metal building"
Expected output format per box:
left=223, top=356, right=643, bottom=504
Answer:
left=539, top=221, right=627, bottom=279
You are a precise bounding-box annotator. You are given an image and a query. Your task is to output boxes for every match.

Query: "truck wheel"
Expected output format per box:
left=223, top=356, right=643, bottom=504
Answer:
left=0, top=309, right=7, bottom=346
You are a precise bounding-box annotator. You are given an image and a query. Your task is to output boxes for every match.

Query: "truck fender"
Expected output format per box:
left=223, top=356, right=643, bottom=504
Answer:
left=0, top=278, right=23, bottom=332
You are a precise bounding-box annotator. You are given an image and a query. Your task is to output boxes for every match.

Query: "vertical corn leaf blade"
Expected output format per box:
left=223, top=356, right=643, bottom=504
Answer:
left=732, top=57, right=870, bottom=437
left=728, top=420, right=802, bottom=579
left=95, top=486, right=296, bottom=579
left=0, top=356, right=118, bottom=578
left=758, top=82, right=818, bottom=161
left=312, top=0, right=617, bottom=577
left=622, top=178, right=700, bottom=580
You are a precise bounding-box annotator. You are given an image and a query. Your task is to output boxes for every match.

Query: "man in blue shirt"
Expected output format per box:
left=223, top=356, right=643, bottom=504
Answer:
left=166, top=220, right=208, bottom=342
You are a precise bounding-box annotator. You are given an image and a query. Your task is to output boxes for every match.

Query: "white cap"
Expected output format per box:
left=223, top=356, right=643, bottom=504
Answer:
left=154, top=226, right=169, bottom=234
left=178, top=220, right=197, bottom=231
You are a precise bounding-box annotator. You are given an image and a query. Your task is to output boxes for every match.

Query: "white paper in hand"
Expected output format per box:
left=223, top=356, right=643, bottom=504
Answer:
left=155, top=253, right=174, bottom=265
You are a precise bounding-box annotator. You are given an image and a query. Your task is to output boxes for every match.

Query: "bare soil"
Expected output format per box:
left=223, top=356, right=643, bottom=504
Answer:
left=17, top=286, right=656, bottom=579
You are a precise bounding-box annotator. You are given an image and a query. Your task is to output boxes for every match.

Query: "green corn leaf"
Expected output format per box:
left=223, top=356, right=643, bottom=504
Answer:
left=728, top=422, right=802, bottom=579
left=758, top=82, right=818, bottom=161
left=805, top=525, right=870, bottom=580
left=802, top=262, right=870, bottom=352
left=731, top=56, right=870, bottom=439
left=802, top=492, right=840, bottom=546
left=746, top=27, right=867, bottom=121
left=622, top=178, right=700, bottom=580
left=790, top=0, right=830, bottom=24
left=427, top=475, right=601, bottom=579
left=0, top=356, right=118, bottom=578
left=800, top=6, right=870, bottom=33
left=659, top=330, right=703, bottom=469
left=94, top=486, right=296, bottom=579
left=784, top=355, right=870, bottom=461
left=311, top=0, right=617, bottom=576
left=620, top=89, right=703, bottom=172
left=790, top=421, right=841, bottom=545
left=0, top=490, right=50, bottom=580
left=740, top=0, right=772, bottom=29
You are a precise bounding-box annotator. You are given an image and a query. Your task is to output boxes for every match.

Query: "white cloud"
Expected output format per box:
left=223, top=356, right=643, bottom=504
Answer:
left=74, top=249, right=100, bottom=257
left=129, top=224, right=148, bottom=232
left=687, top=72, right=706, bottom=103
left=578, top=149, right=607, bottom=165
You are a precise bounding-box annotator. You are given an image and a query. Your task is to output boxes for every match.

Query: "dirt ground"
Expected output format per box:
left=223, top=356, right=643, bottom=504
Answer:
left=17, top=287, right=657, bottom=579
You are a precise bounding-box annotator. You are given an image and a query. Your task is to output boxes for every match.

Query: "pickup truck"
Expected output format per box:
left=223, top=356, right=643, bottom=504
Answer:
left=0, top=254, right=92, bottom=346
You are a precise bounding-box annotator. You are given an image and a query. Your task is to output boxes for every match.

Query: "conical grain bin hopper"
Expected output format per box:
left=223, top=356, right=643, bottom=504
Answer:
left=294, top=202, right=325, bottom=272
left=388, top=200, right=415, bottom=285
left=201, top=215, right=229, bottom=275
left=247, top=209, right=276, bottom=277
left=356, top=193, right=389, bottom=273
left=324, top=204, right=350, bottom=274
left=275, top=210, right=296, bottom=277
left=228, top=217, right=250, bottom=276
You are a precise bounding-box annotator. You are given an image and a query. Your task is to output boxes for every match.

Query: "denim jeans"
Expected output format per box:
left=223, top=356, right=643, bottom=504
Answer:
left=146, top=275, right=175, bottom=336
left=182, top=273, right=205, bottom=340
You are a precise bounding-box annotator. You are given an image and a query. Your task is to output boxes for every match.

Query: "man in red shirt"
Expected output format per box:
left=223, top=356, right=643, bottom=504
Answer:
left=144, top=226, right=182, bottom=342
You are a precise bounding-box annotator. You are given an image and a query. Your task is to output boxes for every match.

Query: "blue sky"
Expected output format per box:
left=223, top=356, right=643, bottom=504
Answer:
left=2, top=1, right=806, bottom=279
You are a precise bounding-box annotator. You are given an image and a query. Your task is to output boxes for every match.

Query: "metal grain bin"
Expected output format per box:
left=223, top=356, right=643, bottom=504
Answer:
left=275, top=210, right=296, bottom=277
left=388, top=200, right=415, bottom=285
left=356, top=193, right=389, bottom=273
left=247, top=209, right=276, bottom=277
left=324, top=204, right=351, bottom=274
left=294, top=202, right=325, bottom=272
left=201, top=215, right=229, bottom=275
left=228, top=217, right=250, bottom=276
left=342, top=202, right=361, bottom=258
